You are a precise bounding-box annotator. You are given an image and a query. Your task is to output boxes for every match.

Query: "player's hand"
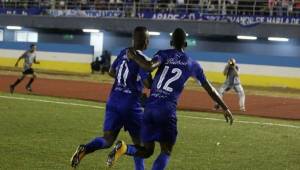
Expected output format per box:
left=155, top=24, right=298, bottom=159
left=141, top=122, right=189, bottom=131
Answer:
left=223, top=109, right=234, bottom=125
left=127, top=48, right=136, bottom=60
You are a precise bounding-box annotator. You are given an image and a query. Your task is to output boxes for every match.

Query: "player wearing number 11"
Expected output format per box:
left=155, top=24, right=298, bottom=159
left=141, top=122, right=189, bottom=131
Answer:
left=70, top=26, right=152, bottom=170
left=107, top=28, right=234, bottom=170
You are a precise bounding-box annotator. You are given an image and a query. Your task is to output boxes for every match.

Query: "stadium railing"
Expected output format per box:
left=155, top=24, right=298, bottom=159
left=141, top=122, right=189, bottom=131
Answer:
left=0, top=0, right=300, bottom=17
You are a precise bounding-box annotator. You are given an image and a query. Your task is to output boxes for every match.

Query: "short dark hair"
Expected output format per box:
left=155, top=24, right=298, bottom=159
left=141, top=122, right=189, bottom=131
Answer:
left=171, top=28, right=187, bottom=49
left=133, top=26, right=148, bottom=50
left=30, top=44, right=36, bottom=48
left=134, top=26, right=147, bottom=34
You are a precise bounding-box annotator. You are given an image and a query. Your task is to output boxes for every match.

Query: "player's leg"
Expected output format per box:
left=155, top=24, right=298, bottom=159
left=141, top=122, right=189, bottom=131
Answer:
left=107, top=113, right=156, bottom=167
left=85, top=130, right=120, bottom=154
left=71, top=130, right=120, bottom=168
left=10, top=74, right=25, bottom=93
left=107, top=140, right=155, bottom=167
left=234, top=84, right=246, bottom=111
left=126, top=109, right=146, bottom=170
left=152, top=142, right=174, bottom=170
left=25, top=69, right=36, bottom=92
left=152, top=110, right=177, bottom=170
left=71, top=106, right=122, bottom=168
left=130, top=136, right=145, bottom=170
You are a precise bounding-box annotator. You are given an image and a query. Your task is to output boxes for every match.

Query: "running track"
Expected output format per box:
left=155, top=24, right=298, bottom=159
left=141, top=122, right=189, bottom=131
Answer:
left=1, top=75, right=299, bottom=120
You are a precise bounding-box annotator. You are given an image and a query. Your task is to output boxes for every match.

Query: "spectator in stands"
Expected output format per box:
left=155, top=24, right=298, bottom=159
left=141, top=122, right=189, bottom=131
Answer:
left=59, top=0, right=66, bottom=9
left=95, top=0, right=108, bottom=10
left=206, top=0, right=217, bottom=14
left=99, top=50, right=111, bottom=74
left=269, top=0, right=276, bottom=16
left=157, top=0, right=169, bottom=13
left=294, top=1, right=300, bottom=17
left=238, top=0, right=255, bottom=15
left=168, top=0, right=176, bottom=13
left=285, top=0, right=295, bottom=16
left=225, top=0, right=237, bottom=15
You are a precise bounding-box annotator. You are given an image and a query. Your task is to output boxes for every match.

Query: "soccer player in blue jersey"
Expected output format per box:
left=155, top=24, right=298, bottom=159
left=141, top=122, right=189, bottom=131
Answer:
left=70, top=26, right=152, bottom=169
left=106, top=28, right=234, bottom=170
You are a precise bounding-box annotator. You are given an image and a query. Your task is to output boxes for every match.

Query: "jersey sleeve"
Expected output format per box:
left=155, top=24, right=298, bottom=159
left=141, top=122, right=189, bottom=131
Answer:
left=190, top=60, right=207, bottom=84
left=151, top=50, right=164, bottom=65
left=34, top=53, right=37, bottom=61
left=111, top=50, right=124, bottom=70
left=110, top=58, right=119, bottom=71
left=21, top=51, right=28, bottom=58
left=135, top=51, right=150, bottom=80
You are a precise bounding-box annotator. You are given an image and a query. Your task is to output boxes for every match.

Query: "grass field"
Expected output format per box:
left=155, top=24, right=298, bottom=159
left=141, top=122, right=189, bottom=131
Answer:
left=0, top=92, right=300, bottom=170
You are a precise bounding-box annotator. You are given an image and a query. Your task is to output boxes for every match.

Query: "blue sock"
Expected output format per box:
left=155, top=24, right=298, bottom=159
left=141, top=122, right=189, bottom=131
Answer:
left=152, top=153, right=170, bottom=170
left=84, top=137, right=109, bottom=154
left=126, top=145, right=138, bottom=156
left=133, top=156, right=144, bottom=170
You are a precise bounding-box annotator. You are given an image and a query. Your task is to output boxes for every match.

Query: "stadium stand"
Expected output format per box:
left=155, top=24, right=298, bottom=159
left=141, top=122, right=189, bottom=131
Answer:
left=0, top=0, right=299, bottom=17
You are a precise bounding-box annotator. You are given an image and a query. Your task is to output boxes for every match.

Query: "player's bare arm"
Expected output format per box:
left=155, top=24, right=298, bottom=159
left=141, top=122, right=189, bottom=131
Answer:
left=201, top=79, right=234, bottom=125
left=34, top=57, right=40, bottom=64
left=231, top=65, right=239, bottom=76
left=15, top=52, right=26, bottom=67
left=143, top=74, right=153, bottom=89
left=223, top=65, right=229, bottom=75
left=127, top=48, right=160, bottom=72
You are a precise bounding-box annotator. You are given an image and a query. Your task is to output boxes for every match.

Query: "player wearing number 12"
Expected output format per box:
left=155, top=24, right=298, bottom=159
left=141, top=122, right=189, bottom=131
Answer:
left=70, top=26, right=152, bottom=169
left=107, top=28, right=234, bottom=170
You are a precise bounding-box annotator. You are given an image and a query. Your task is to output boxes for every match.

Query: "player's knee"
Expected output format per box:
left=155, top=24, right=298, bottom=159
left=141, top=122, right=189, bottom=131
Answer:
left=143, top=148, right=154, bottom=158
left=238, top=92, right=245, bottom=98
left=161, top=150, right=172, bottom=156
left=160, top=146, right=172, bottom=156
left=138, top=146, right=154, bottom=158
left=104, top=139, right=115, bottom=148
left=102, top=136, right=115, bottom=148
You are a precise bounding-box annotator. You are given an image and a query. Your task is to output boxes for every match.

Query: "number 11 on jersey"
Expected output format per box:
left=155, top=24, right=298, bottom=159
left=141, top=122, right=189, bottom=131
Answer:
left=117, top=60, right=129, bottom=87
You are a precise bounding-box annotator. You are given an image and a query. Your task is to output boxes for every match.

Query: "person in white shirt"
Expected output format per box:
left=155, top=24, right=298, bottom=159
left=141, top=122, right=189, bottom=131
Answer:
left=10, top=44, right=40, bottom=93
left=215, top=58, right=246, bottom=112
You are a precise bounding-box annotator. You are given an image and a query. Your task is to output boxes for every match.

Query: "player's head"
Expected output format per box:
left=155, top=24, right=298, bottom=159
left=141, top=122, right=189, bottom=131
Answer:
left=228, top=58, right=236, bottom=65
left=170, top=28, right=187, bottom=50
left=133, top=26, right=149, bottom=51
left=30, top=44, right=37, bottom=52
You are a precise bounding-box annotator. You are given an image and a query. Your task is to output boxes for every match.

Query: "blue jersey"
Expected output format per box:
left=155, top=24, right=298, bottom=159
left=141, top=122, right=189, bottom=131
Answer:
left=148, top=49, right=207, bottom=105
left=107, top=48, right=149, bottom=108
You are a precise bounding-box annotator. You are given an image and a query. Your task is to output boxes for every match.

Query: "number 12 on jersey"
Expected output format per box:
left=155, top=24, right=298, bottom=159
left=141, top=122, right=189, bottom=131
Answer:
left=157, top=66, right=182, bottom=92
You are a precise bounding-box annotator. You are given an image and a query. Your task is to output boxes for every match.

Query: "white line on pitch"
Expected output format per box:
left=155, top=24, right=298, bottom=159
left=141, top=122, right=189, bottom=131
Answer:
left=1, top=95, right=300, bottom=129
left=0, top=95, right=104, bottom=109
left=179, top=115, right=300, bottom=129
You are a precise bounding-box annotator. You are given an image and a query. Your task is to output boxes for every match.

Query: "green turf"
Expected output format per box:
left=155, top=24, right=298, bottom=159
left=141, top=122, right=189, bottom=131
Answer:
left=0, top=92, right=299, bottom=170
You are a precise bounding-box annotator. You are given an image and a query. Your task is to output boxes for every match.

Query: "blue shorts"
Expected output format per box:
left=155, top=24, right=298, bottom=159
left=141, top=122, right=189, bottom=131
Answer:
left=141, top=102, right=178, bottom=145
left=103, top=104, right=143, bottom=138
